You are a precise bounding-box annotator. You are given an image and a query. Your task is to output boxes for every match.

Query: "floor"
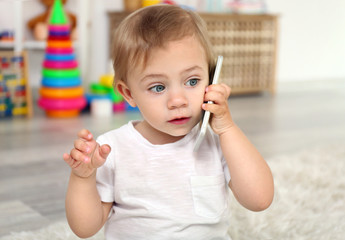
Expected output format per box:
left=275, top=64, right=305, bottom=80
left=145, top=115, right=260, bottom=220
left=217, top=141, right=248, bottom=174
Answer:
left=0, top=80, right=344, bottom=236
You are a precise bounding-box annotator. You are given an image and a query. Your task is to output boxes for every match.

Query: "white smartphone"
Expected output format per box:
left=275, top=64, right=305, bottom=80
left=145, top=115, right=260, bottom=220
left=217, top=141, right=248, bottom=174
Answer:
left=193, top=55, right=223, bottom=152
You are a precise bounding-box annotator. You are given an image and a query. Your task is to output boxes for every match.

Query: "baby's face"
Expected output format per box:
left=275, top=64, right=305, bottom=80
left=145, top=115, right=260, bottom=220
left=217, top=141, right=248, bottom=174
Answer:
left=126, top=36, right=209, bottom=142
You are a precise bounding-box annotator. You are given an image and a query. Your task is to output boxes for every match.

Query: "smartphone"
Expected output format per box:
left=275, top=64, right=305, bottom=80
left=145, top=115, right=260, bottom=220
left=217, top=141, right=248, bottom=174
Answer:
left=193, top=55, right=223, bottom=152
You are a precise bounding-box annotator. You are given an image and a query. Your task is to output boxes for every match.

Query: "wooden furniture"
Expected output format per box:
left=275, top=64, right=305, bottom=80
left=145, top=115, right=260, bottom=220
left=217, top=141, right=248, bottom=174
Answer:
left=108, top=12, right=278, bottom=94
left=0, top=51, right=33, bottom=118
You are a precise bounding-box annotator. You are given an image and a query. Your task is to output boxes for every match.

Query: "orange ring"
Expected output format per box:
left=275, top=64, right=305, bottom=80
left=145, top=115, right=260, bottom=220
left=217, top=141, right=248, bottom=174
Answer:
left=47, top=40, right=72, bottom=48
left=46, top=109, right=80, bottom=118
left=40, top=86, right=84, bottom=99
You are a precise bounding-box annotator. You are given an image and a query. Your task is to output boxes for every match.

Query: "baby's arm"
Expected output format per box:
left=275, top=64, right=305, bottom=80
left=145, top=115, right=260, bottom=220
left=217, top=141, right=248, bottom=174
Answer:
left=203, top=84, right=274, bottom=211
left=63, top=129, right=112, bottom=238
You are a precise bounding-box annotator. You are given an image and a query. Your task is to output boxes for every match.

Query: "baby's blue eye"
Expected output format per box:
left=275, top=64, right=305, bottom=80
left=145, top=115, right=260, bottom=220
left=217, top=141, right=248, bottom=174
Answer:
left=186, top=79, right=199, bottom=86
left=150, top=85, right=165, bottom=93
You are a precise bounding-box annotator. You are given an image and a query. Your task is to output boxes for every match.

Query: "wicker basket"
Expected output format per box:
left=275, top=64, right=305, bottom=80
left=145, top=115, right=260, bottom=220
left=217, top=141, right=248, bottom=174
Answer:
left=108, top=12, right=278, bottom=94
left=201, top=14, right=278, bottom=94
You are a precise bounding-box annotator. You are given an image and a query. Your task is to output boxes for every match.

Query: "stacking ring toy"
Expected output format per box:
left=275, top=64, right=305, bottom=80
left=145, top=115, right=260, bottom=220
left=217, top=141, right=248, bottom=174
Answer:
left=42, top=77, right=81, bottom=87
left=113, top=102, right=126, bottom=112
left=47, top=40, right=72, bottom=48
left=125, top=102, right=140, bottom=112
left=40, top=86, right=84, bottom=99
left=99, top=75, right=114, bottom=87
left=43, top=60, right=78, bottom=69
left=110, top=89, right=123, bottom=103
left=48, top=35, right=70, bottom=41
left=90, top=83, right=111, bottom=94
left=46, top=47, right=73, bottom=54
left=45, top=53, right=75, bottom=61
left=85, top=93, right=112, bottom=104
left=42, top=68, right=80, bottom=78
left=38, top=97, right=87, bottom=110
left=49, top=25, right=70, bottom=32
left=46, top=109, right=80, bottom=118
left=49, top=30, right=70, bottom=36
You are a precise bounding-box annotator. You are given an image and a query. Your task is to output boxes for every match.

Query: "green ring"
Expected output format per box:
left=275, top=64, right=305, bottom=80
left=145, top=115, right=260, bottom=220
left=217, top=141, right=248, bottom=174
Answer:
left=110, top=89, right=123, bottom=103
left=90, top=83, right=111, bottom=94
left=42, top=68, right=80, bottom=78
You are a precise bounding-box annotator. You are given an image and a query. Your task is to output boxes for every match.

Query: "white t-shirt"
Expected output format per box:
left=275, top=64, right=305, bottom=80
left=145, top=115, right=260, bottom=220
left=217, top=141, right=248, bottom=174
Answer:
left=96, top=121, right=232, bottom=240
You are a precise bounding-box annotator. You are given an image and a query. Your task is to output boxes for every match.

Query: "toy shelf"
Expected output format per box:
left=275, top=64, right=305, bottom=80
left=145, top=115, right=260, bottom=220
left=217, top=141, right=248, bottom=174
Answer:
left=0, top=41, right=45, bottom=50
left=108, top=12, right=279, bottom=95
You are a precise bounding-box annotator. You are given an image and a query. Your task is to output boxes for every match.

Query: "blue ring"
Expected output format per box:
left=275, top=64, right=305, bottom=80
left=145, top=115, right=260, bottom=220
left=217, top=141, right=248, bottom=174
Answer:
left=45, top=53, right=76, bottom=61
left=125, top=102, right=140, bottom=111
left=41, top=77, right=81, bottom=87
left=85, top=93, right=112, bottom=103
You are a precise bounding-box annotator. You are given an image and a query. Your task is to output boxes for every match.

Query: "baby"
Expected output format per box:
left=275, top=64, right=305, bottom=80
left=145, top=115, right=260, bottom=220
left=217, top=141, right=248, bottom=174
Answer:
left=63, top=4, right=274, bottom=240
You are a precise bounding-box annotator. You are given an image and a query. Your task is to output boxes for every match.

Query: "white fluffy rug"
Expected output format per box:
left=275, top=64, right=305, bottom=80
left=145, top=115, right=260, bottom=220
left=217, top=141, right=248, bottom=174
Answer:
left=2, top=144, right=344, bottom=240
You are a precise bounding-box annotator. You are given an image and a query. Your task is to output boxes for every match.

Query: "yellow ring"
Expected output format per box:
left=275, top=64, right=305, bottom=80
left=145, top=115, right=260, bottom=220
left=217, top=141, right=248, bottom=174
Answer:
left=99, top=74, right=114, bottom=87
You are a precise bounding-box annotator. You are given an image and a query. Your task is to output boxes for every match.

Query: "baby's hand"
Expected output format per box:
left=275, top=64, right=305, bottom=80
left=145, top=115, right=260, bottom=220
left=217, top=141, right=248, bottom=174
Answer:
left=203, top=83, right=233, bottom=136
left=63, top=129, right=111, bottom=178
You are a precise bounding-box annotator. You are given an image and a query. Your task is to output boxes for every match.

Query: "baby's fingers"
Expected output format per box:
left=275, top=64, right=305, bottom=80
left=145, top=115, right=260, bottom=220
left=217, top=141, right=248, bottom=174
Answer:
left=221, top=83, right=231, bottom=98
left=77, top=128, right=93, bottom=141
left=63, top=152, right=83, bottom=169
left=70, top=148, right=90, bottom=163
left=91, top=144, right=111, bottom=168
left=205, top=84, right=231, bottom=102
left=74, top=138, right=92, bottom=154
left=63, top=153, right=74, bottom=166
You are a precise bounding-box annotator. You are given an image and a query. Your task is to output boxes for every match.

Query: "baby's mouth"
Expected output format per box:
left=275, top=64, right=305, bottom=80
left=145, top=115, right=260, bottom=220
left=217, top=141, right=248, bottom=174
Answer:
left=168, top=117, right=191, bottom=125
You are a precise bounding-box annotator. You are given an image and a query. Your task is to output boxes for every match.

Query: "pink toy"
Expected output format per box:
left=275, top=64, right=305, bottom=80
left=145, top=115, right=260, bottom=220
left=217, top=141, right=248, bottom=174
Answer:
left=113, top=102, right=126, bottom=112
left=43, top=60, right=78, bottom=69
left=38, top=96, right=86, bottom=110
left=46, top=47, right=73, bottom=54
left=48, top=24, right=70, bottom=32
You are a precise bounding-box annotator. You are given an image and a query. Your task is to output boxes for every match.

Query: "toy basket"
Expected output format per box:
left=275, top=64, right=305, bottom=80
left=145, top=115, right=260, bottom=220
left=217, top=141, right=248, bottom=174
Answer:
left=201, top=14, right=278, bottom=94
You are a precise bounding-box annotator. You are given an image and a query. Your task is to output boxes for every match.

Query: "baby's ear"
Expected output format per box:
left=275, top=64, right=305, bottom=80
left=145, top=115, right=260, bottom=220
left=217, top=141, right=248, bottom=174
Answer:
left=116, top=80, right=137, bottom=107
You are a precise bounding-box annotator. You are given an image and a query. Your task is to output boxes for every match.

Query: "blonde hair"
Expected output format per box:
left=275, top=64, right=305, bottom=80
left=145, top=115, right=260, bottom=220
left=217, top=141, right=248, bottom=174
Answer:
left=111, top=4, right=215, bottom=85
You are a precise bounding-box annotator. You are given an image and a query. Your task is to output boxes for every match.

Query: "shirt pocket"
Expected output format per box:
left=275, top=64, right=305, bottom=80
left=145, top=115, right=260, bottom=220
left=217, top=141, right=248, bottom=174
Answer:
left=190, top=174, right=227, bottom=218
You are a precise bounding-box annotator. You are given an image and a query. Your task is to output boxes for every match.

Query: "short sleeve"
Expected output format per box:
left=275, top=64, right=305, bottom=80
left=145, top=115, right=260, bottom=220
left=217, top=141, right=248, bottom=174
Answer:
left=96, top=135, right=115, bottom=203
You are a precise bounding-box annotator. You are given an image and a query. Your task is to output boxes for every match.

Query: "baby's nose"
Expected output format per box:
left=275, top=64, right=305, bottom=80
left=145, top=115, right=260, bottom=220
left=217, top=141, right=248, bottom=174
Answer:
left=167, top=89, right=188, bottom=109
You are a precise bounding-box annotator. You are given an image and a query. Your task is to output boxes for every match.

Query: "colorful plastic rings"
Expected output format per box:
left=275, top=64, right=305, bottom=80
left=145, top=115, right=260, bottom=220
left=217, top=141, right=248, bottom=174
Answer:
left=42, top=68, right=80, bottom=78
left=49, top=30, right=70, bottom=36
left=48, top=25, right=70, bottom=32
left=46, top=110, right=80, bottom=118
left=40, top=86, right=84, bottom=99
left=47, top=40, right=72, bottom=48
left=45, top=53, right=75, bottom=61
left=113, top=102, right=126, bottom=112
left=85, top=93, right=112, bottom=103
left=38, top=97, right=87, bottom=110
left=48, top=35, right=70, bottom=41
left=99, top=75, right=114, bottom=87
left=90, top=83, right=111, bottom=94
left=42, top=77, right=81, bottom=87
left=46, top=47, right=73, bottom=54
left=43, top=60, right=78, bottom=69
